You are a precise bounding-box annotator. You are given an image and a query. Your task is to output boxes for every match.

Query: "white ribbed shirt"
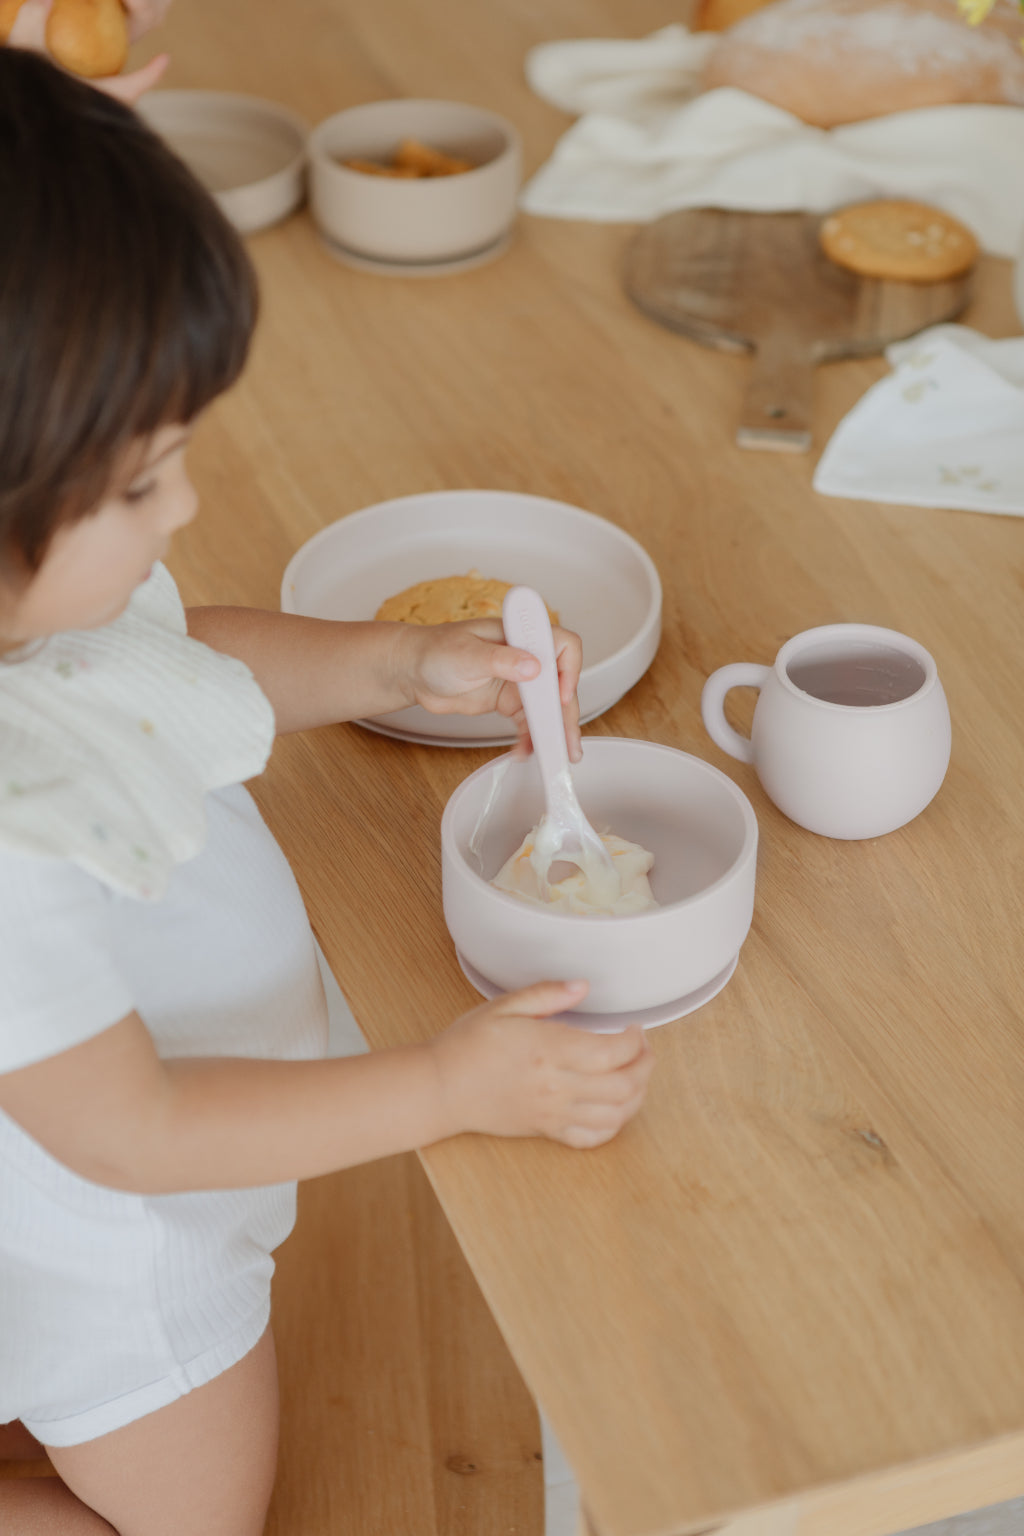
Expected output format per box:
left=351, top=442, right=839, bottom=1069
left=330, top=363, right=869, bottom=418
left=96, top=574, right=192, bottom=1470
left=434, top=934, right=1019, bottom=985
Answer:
left=0, top=569, right=329, bottom=1445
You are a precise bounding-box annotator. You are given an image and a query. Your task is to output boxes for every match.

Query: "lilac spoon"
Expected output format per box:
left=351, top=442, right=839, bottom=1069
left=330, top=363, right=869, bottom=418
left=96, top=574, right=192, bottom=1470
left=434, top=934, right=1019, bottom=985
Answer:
left=502, top=586, right=620, bottom=905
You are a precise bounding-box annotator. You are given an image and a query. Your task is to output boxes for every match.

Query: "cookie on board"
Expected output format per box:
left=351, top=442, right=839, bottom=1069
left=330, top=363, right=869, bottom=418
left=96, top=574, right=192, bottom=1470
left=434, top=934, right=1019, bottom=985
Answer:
left=819, top=200, right=978, bottom=282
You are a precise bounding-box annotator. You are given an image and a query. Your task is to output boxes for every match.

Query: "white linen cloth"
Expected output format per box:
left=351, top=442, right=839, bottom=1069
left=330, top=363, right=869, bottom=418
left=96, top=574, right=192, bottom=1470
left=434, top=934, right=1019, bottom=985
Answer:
left=521, top=24, right=1024, bottom=257
left=813, top=324, right=1024, bottom=513
left=0, top=563, right=275, bottom=900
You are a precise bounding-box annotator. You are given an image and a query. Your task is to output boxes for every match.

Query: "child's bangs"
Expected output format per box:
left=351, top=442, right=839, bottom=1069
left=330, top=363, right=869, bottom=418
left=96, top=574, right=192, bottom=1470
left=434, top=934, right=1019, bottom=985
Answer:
left=124, top=221, right=259, bottom=443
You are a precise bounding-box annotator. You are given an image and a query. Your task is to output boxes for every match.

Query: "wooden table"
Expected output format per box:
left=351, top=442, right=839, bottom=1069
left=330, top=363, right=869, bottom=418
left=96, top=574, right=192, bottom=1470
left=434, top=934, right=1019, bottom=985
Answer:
left=146, top=2, right=1024, bottom=1532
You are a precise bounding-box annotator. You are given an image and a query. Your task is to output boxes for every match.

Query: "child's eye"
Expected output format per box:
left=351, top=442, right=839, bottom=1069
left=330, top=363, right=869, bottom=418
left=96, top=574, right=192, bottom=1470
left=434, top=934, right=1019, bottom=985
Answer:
left=123, top=480, right=156, bottom=504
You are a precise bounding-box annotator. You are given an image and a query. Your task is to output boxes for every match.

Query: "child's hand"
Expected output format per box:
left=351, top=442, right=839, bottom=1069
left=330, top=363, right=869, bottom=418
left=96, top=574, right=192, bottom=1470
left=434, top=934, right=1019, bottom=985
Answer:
left=399, top=618, right=583, bottom=762
left=8, top=0, right=169, bottom=102
left=429, top=980, right=654, bottom=1148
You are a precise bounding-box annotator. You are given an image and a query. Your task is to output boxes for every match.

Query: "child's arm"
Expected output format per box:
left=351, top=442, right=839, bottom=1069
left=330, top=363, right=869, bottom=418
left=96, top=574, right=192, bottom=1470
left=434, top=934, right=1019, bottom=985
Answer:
left=0, top=983, right=653, bottom=1194
left=186, top=607, right=583, bottom=759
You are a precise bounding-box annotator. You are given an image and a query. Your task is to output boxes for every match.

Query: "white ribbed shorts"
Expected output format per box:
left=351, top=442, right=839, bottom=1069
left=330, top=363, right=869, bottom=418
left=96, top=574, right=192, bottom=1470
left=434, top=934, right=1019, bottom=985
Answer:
left=0, top=1111, right=296, bottom=1447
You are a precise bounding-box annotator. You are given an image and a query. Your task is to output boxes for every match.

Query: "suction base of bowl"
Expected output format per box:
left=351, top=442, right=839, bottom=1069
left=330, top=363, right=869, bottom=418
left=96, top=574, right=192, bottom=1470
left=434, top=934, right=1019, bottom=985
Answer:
left=318, top=229, right=512, bottom=277
left=455, top=951, right=739, bottom=1033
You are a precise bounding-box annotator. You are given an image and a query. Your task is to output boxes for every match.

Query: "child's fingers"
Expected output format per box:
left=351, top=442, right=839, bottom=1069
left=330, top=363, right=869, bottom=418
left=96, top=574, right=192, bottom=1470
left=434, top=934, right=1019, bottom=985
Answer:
left=553, top=628, right=583, bottom=700
left=558, top=1104, right=637, bottom=1149
left=562, top=1124, right=619, bottom=1149
left=488, top=979, right=589, bottom=1019
left=93, top=52, right=169, bottom=102
left=557, top=1066, right=652, bottom=1147
left=579, top=1047, right=654, bottom=1105
left=489, top=644, right=540, bottom=684
left=565, top=1022, right=649, bottom=1074
left=574, top=1073, right=652, bottom=1128
left=124, top=0, right=172, bottom=41
left=7, top=0, right=50, bottom=50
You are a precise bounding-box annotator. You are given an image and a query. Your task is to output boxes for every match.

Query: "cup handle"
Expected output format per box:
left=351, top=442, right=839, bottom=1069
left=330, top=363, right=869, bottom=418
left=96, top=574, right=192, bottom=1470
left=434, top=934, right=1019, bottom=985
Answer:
left=700, top=663, right=770, bottom=764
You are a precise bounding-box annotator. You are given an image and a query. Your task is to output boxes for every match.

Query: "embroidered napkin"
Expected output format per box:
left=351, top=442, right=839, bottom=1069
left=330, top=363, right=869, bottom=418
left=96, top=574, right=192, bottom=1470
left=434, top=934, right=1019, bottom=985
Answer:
left=813, top=324, right=1024, bottom=514
left=0, top=564, right=276, bottom=900
left=521, top=24, right=1024, bottom=257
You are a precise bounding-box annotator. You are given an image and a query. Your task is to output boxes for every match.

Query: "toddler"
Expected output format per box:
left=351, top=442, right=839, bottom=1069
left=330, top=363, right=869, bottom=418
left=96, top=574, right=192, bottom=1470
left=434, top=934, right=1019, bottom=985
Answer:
left=0, top=49, right=652, bottom=1536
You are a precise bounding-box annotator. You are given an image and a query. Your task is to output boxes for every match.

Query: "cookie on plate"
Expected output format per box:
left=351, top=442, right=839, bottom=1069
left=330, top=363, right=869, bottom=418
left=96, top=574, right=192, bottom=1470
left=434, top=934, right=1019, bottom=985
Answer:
left=819, top=200, right=978, bottom=282
left=375, top=571, right=559, bottom=626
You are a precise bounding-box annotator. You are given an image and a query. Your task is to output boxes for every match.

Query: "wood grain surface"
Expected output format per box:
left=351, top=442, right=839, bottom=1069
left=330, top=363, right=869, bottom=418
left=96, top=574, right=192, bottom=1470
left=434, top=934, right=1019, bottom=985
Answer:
left=126, top=2, right=1024, bottom=1534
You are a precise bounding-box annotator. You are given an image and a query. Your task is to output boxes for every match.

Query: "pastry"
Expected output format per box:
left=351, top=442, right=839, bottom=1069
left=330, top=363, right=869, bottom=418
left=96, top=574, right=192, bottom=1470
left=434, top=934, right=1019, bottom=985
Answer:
left=342, top=138, right=475, bottom=179
left=819, top=199, right=978, bottom=280
left=699, top=0, right=1024, bottom=127
left=375, top=572, right=559, bottom=627
left=0, top=0, right=128, bottom=78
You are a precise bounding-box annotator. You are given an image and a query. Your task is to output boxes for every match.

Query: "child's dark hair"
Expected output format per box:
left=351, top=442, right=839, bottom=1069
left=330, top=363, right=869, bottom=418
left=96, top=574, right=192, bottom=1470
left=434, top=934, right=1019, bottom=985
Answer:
left=0, top=49, right=258, bottom=570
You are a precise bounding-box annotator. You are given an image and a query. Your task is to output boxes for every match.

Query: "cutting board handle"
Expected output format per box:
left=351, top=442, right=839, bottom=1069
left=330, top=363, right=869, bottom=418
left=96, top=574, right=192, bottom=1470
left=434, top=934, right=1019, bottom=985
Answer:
left=737, top=332, right=816, bottom=454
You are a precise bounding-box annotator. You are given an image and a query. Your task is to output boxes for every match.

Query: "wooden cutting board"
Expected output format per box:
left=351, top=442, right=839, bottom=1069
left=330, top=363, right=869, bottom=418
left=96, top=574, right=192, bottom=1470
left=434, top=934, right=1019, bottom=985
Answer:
left=623, top=208, right=973, bottom=453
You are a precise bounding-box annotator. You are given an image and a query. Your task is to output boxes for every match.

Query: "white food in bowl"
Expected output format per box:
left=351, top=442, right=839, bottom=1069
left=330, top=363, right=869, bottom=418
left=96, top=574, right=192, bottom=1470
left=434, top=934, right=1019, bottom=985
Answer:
left=442, top=738, right=759, bottom=1013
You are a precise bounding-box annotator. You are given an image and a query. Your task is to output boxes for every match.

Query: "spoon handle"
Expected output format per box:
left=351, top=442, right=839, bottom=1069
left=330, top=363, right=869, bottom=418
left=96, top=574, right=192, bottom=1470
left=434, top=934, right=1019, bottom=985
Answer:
left=501, top=586, right=570, bottom=791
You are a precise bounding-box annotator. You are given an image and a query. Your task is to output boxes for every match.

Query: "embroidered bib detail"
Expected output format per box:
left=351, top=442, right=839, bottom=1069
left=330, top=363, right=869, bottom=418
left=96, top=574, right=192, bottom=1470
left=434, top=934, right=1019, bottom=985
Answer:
left=0, top=565, right=276, bottom=900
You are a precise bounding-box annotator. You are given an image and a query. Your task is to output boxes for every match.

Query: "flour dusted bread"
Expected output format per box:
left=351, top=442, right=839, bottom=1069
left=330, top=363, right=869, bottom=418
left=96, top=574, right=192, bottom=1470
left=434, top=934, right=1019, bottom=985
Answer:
left=700, top=0, right=1024, bottom=127
left=0, top=0, right=128, bottom=77
left=375, top=572, right=559, bottom=626
left=694, top=0, right=776, bottom=32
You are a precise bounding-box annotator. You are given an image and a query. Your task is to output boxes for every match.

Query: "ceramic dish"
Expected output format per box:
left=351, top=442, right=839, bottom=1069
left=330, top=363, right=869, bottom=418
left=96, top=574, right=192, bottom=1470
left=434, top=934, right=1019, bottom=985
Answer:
left=308, top=99, right=520, bottom=269
left=137, top=90, right=308, bottom=234
left=280, top=490, right=662, bottom=743
left=442, top=739, right=759, bottom=1014
left=317, top=228, right=513, bottom=278
left=457, top=950, right=738, bottom=1033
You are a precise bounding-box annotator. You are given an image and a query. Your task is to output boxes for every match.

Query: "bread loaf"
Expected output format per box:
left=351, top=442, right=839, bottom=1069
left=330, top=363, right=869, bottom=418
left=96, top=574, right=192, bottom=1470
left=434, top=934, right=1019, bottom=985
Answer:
left=693, top=0, right=776, bottom=32
left=699, top=0, right=1024, bottom=126
left=0, top=0, right=128, bottom=78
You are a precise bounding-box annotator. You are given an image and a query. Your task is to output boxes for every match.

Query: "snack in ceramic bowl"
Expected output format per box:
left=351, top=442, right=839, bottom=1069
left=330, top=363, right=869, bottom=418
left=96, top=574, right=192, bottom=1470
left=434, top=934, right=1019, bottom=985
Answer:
left=375, top=572, right=558, bottom=626
left=442, top=738, right=758, bottom=1016
left=309, top=98, right=521, bottom=268
left=342, top=138, right=474, bottom=178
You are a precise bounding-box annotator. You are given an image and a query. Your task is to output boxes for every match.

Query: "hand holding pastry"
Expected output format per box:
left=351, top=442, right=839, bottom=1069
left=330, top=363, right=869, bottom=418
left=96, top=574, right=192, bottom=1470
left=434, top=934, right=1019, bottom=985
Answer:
left=3, top=0, right=169, bottom=102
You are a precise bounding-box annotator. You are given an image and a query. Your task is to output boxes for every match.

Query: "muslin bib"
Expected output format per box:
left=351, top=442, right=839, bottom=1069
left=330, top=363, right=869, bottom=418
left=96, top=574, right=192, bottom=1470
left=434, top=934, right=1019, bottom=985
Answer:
left=0, top=564, right=275, bottom=900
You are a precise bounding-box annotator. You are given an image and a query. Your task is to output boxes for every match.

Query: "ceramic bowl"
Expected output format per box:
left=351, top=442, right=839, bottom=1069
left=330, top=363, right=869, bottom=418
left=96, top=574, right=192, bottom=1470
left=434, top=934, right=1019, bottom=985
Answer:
left=441, top=738, right=759, bottom=1015
left=308, top=99, right=521, bottom=267
left=280, top=489, right=662, bottom=745
left=137, top=90, right=308, bottom=234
